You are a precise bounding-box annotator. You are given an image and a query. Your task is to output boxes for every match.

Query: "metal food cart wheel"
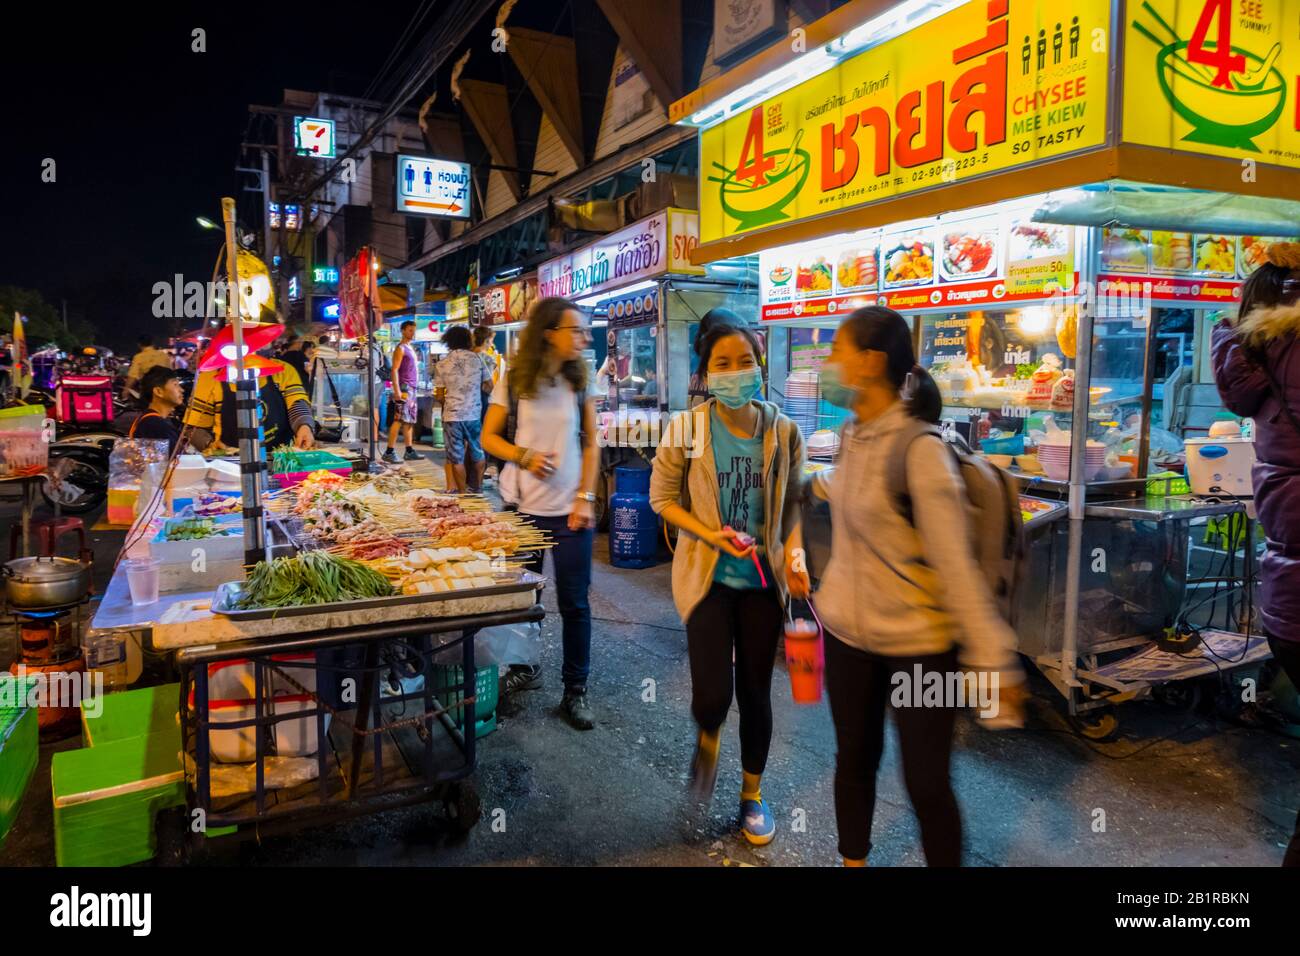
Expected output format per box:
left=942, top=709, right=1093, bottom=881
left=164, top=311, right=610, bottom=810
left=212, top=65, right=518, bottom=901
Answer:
left=443, top=781, right=482, bottom=832
left=1071, top=707, right=1119, bottom=742
left=1152, top=680, right=1203, bottom=714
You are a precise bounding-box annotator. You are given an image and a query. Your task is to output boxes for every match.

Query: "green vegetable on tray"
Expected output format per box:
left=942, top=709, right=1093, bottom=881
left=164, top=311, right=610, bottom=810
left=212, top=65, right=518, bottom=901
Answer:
left=237, top=550, right=395, bottom=609
left=162, top=517, right=230, bottom=541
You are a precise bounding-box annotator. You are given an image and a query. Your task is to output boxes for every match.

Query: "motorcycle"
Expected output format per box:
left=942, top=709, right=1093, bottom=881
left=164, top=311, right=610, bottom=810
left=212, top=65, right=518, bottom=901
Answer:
left=43, top=432, right=116, bottom=514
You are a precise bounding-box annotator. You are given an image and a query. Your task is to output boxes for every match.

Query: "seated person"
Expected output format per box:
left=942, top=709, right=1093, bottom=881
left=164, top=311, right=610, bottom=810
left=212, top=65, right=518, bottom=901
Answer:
left=129, top=366, right=186, bottom=454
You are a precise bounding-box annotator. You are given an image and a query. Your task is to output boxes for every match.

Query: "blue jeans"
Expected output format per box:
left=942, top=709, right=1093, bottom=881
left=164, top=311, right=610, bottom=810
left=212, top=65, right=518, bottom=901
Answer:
left=443, top=419, right=484, bottom=464
left=522, top=513, right=592, bottom=692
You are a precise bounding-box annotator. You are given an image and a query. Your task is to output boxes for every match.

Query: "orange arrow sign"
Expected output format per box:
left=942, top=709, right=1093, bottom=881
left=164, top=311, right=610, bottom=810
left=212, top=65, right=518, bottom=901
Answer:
left=404, top=199, right=464, bottom=213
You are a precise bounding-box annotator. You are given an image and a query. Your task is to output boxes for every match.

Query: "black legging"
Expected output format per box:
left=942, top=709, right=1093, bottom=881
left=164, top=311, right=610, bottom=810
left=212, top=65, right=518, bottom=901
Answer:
left=824, top=633, right=962, bottom=865
left=1268, top=632, right=1300, bottom=867
left=685, top=583, right=783, bottom=776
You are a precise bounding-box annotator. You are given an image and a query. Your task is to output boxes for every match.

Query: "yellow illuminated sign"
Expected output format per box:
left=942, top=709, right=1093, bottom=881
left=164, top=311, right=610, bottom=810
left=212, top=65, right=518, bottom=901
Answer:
left=699, top=0, right=1112, bottom=244
left=1123, top=0, right=1300, bottom=166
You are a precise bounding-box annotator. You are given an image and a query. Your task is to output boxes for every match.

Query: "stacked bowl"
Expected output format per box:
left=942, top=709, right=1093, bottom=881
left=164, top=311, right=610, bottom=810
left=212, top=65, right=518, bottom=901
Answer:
left=1036, top=439, right=1106, bottom=481
left=784, top=370, right=821, bottom=436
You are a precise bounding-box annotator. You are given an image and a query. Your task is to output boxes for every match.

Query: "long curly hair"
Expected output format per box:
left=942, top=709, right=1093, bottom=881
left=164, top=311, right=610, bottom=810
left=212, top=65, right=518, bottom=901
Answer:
left=507, top=296, right=588, bottom=398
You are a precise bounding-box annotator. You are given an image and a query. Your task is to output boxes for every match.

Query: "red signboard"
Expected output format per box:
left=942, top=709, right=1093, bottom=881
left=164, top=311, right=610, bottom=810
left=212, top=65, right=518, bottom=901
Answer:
left=761, top=273, right=1081, bottom=320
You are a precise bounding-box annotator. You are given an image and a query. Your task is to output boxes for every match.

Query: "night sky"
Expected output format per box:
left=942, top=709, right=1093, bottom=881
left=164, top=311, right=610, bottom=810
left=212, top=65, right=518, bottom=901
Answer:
left=0, top=4, right=411, bottom=352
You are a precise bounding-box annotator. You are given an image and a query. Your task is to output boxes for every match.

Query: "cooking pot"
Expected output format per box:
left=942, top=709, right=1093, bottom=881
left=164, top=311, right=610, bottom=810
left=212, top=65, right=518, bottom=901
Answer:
left=2, top=555, right=93, bottom=609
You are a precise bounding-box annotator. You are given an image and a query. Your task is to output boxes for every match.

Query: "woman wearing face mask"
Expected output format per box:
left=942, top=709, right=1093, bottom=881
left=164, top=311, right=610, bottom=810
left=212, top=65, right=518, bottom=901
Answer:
left=649, top=324, right=808, bottom=845
left=812, top=306, right=1024, bottom=867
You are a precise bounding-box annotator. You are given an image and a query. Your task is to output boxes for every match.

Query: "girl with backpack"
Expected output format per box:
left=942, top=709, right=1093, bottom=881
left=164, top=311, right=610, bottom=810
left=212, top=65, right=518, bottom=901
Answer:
left=649, top=323, right=808, bottom=845
left=482, top=297, right=600, bottom=730
left=811, top=306, right=1024, bottom=866
left=1211, top=241, right=1300, bottom=866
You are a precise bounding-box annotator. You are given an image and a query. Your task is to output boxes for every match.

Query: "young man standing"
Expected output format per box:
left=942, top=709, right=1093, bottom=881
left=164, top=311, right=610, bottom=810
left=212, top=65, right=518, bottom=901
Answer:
left=383, top=321, right=421, bottom=464
left=124, top=335, right=172, bottom=396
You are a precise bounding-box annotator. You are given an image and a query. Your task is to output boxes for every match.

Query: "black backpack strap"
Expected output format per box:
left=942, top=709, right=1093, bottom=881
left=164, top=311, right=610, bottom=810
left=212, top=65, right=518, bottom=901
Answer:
left=885, top=418, right=943, bottom=526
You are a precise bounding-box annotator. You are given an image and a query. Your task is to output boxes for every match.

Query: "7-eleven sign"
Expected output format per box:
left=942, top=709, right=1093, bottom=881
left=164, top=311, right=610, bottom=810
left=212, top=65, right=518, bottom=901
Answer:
left=294, top=117, right=336, bottom=158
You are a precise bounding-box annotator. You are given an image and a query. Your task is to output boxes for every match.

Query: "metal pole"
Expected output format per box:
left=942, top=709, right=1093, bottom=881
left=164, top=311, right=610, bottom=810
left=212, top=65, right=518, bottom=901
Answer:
left=366, top=247, right=381, bottom=471
left=221, top=198, right=246, bottom=378
left=222, top=197, right=267, bottom=563
left=1059, top=231, right=1097, bottom=713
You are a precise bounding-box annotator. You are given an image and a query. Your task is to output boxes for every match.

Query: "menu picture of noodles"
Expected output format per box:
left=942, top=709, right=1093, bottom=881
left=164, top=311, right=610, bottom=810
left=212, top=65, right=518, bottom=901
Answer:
left=1239, top=236, right=1282, bottom=278
left=1150, top=232, right=1192, bottom=274
left=882, top=233, right=935, bottom=288
left=1100, top=228, right=1148, bottom=273
left=835, top=244, right=878, bottom=292
left=939, top=227, right=998, bottom=282
left=795, top=255, right=834, bottom=298
left=1193, top=235, right=1236, bottom=277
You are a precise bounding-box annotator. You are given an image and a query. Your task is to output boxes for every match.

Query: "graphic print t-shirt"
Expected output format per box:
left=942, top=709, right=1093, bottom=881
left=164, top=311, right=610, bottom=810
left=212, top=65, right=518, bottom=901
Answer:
left=710, top=407, right=766, bottom=590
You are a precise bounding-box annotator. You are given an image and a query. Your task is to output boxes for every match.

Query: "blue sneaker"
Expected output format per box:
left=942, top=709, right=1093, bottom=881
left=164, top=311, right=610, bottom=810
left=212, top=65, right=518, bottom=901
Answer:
left=740, top=797, right=776, bottom=846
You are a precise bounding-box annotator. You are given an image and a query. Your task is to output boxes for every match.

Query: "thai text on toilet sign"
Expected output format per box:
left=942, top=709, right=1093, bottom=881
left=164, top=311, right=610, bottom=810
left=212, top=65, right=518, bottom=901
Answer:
left=396, top=155, right=472, bottom=218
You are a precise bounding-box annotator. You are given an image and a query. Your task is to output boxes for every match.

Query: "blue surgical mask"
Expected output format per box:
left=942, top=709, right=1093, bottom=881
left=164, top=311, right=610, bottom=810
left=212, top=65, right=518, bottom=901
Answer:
left=820, top=361, right=860, bottom=409
left=708, top=367, right=763, bottom=408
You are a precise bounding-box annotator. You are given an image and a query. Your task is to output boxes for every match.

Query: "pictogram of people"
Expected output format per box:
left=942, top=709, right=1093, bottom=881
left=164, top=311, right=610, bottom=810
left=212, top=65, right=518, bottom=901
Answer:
left=1053, top=23, right=1063, bottom=64
left=1022, top=35, right=1031, bottom=74
left=1036, top=28, right=1047, bottom=69
left=1069, top=16, right=1080, bottom=57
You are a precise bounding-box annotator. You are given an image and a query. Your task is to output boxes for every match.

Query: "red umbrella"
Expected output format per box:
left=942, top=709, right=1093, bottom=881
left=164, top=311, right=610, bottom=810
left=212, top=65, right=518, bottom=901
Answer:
left=197, top=322, right=284, bottom=372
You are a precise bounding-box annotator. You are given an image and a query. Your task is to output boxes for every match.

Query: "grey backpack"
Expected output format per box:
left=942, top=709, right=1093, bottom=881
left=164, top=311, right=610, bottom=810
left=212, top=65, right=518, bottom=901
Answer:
left=886, top=419, right=1025, bottom=623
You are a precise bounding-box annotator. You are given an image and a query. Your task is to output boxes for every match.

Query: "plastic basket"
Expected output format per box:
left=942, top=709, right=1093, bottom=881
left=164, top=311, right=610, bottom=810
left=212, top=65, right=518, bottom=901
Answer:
left=0, top=405, right=49, bottom=478
left=270, top=450, right=353, bottom=475
left=272, top=465, right=353, bottom=489
left=432, top=664, right=498, bottom=738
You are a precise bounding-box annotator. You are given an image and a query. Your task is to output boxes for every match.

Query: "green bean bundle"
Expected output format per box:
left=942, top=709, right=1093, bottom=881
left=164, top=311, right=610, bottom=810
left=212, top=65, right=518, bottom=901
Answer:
left=236, top=549, right=395, bottom=609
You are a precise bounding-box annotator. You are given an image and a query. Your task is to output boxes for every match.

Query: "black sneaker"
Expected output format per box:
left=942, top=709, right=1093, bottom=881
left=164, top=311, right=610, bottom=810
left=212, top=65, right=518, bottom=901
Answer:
left=560, top=689, right=595, bottom=730
left=502, top=664, right=542, bottom=696
left=403, top=448, right=423, bottom=461
left=381, top=449, right=400, bottom=464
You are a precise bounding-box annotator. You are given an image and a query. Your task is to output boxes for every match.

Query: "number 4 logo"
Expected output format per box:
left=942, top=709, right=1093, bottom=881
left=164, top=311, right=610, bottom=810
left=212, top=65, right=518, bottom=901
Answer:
left=736, top=106, right=778, bottom=187
left=1186, top=0, right=1244, bottom=89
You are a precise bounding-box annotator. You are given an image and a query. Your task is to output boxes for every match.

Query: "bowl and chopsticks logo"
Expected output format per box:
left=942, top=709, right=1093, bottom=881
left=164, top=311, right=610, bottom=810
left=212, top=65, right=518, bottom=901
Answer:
left=709, top=106, right=811, bottom=230
left=1133, top=0, right=1287, bottom=152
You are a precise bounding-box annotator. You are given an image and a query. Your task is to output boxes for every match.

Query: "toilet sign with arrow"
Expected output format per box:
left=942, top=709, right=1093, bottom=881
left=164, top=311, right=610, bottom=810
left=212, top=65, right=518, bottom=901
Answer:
left=395, top=154, right=472, bottom=219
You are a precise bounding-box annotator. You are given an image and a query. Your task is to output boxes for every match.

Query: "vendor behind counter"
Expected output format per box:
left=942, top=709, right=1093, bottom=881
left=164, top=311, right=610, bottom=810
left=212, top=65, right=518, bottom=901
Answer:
left=183, top=362, right=316, bottom=452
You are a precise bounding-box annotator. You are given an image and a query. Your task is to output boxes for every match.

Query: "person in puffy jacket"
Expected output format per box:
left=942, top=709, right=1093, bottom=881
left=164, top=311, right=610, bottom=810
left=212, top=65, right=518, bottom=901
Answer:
left=1211, top=240, right=1300, bottom=867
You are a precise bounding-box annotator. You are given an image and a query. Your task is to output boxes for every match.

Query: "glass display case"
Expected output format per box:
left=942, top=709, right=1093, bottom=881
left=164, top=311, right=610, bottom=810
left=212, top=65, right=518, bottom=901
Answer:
left=917, top=304, right=1149, bottom=485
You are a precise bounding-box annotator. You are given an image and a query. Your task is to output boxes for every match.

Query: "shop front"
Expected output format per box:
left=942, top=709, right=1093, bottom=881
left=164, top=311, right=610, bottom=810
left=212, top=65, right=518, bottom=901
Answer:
left=471, top=274, right=538, bottom=362
left=674, top=0, right=1300, bottom=734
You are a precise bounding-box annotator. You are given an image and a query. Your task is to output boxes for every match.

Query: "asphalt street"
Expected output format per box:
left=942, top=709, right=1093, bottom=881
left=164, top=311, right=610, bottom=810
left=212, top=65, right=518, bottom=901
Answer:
left=2, top=470, right=1298, bottom=867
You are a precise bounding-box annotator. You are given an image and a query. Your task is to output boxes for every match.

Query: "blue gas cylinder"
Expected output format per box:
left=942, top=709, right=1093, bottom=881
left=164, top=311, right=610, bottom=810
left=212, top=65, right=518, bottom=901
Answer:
left=610, top=466, right=659, bottom=568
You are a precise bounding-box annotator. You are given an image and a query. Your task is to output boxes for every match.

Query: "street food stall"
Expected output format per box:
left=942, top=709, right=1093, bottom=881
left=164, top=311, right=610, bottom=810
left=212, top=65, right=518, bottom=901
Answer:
left=11, top=226, right=554, bottom=864
left=67, top=452, right=552, bottom=862
left=536, top=207, right=759, bottom=524
left=672, top=0, right=1300, bottom=736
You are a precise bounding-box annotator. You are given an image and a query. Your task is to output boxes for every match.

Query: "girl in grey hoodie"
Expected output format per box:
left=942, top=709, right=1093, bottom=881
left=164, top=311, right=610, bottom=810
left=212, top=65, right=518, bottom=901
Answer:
left=813, top=306, right=1024, bottom=867
left=649, top=324, right=807, bottom=846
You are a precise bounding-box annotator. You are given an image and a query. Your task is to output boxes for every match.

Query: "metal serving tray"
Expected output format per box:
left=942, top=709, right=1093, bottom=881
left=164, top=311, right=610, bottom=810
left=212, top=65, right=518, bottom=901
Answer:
left=209, top=570, right=545, bottom=621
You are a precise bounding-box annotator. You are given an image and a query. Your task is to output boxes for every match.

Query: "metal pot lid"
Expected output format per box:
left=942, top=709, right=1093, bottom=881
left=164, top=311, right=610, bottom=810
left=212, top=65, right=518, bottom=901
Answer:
left=3, top=556, right=90, bottom=582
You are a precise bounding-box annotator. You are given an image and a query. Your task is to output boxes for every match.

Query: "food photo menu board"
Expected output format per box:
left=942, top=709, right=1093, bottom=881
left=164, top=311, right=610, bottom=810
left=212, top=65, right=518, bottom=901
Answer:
left=1095, top=229, right=1294, bottom=305
left=759, top=208, right=1079, bottom=320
